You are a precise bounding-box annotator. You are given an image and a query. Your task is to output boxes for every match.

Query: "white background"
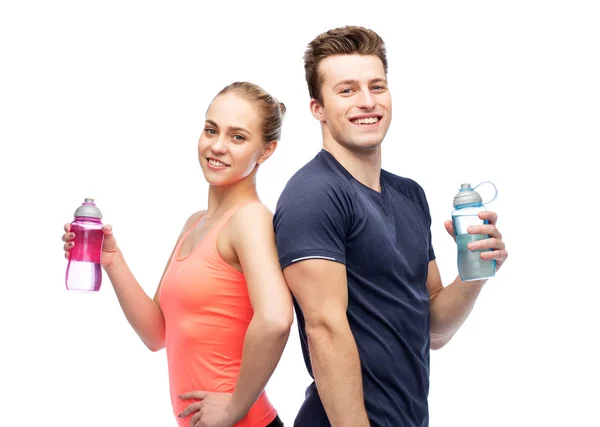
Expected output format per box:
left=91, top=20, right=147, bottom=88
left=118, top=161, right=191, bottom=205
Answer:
left=1, top=1, right=599, bottom=425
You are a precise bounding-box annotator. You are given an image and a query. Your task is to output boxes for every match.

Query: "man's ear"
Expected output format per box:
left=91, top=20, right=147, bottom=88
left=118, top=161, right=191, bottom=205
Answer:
left=310, top=98, right=326, bottom=122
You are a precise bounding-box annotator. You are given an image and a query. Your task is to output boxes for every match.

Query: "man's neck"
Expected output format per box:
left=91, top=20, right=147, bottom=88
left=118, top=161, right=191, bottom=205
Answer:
left=323, top=138, right=382, bottom=193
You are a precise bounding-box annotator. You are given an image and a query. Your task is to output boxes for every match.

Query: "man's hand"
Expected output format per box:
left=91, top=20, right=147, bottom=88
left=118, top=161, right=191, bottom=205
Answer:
left=444, top=210, right=508, bottom=271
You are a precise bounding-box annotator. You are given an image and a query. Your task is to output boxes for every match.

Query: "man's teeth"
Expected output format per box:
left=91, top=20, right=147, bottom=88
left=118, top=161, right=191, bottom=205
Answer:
left=352, top=117, right=379, bottom=125
left=209, top=159, right=228, bottom=167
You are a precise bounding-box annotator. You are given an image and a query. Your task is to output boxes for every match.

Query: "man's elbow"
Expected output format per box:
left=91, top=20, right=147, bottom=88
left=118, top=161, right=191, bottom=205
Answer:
left=304, top=310, right=348, bottom=340
left=430, top=339, right=445, bottom=351
left=430, top=333, right=453, bottom=350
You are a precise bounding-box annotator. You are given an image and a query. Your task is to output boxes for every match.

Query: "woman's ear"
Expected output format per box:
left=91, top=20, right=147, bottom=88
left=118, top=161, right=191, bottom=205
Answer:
left=257, top=140, right=278, bottom=164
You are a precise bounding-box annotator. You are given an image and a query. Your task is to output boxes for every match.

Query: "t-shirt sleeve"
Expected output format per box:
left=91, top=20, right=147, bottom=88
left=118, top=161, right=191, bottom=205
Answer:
left=273, top=176, right=351, bottom=270
left=418, top=185, right=436, bottom=262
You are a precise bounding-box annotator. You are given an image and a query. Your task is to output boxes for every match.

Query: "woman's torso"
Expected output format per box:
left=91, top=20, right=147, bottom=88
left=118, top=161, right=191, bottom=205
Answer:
left=159, top=201, right=277, bottom=427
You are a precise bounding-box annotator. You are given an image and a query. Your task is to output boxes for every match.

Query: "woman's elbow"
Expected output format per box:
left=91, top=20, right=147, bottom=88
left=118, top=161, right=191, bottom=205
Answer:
left=258, top=308, right=293, bottom=337
left=142, top=334, right=166, bottom=352
left=146, top=340, right=165, bottom=352
left=273, top=311, right=294, bottom=336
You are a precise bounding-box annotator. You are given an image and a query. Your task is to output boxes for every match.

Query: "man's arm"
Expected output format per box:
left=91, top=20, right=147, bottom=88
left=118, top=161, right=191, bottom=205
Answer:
left=428, top=211, right=508, bottom=349
left=283, top=259, right=370, bottom=427
left=427, top=260, right=486, bottom=349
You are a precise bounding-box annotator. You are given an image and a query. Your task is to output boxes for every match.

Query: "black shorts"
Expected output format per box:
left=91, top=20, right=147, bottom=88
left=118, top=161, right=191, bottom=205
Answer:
left=266, top=414, right=284, bottom=427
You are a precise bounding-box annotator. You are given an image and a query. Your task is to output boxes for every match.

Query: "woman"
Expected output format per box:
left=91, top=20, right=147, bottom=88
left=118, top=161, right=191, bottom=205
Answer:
left=62, top=82, right=292, bottom=427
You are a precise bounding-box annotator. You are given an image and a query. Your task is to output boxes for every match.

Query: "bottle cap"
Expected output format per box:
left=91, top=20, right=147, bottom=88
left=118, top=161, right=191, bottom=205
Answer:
left=74, top=198, right=103, bottom=219
left=453, top=182, right=497, bottom=208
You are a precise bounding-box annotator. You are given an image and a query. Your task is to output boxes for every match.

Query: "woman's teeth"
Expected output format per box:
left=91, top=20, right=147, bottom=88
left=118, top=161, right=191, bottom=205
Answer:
left=208, top=159, right=228, bottom=167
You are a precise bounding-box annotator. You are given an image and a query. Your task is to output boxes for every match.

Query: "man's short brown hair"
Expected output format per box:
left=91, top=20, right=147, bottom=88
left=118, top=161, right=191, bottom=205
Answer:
left=304, top=26, right=388, bottom=105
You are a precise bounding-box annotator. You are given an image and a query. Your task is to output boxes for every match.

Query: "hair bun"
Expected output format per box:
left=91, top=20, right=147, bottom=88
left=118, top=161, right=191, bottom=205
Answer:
left=278, top=102, right=287, bottom=117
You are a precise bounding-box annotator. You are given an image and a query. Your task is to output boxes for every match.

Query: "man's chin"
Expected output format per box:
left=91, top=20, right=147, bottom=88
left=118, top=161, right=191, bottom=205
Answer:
left=352, top=138, right=384, bottom=151
left=329, top=132, right=385, bottom=152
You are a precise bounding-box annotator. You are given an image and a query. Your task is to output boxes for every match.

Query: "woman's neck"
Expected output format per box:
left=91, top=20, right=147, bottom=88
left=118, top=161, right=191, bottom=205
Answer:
left=205, top=172, right=259, bottom=219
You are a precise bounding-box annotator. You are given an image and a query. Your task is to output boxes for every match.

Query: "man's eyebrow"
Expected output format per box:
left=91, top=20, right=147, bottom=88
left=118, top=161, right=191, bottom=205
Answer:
left=333, top=78, right=388, bottom=88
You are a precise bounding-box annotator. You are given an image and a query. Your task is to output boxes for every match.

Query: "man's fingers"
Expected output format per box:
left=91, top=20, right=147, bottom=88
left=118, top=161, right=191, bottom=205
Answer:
left=467, top=238, right=505, bottom=251
left=478, top=210, right=498, bottom=225
left=468, top=224, right=502, bottom=239
left=481, top=249, right=508, bottom=261
left=444, top=220, right=454, bottom=236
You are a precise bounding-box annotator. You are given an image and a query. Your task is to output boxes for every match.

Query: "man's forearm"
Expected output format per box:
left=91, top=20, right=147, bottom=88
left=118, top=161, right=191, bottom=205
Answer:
left=430, top=275, right=486, bottom=345
left=306, top=321, right=370, bottom=427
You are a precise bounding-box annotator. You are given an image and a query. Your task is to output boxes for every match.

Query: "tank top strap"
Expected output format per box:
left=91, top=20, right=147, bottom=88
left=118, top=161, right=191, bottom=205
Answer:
left=211, top=199, right=263, bottom=238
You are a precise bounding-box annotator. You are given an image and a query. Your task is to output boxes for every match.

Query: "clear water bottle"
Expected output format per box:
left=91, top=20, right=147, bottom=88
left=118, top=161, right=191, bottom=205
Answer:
left=452, top=182, right=498, bottom=282
left=65, top=198, right=104, bottom=292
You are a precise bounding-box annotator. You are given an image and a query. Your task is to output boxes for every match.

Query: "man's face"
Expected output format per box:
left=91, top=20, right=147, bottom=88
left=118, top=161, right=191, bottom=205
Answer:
left=312, top=54, right=392, bottom=152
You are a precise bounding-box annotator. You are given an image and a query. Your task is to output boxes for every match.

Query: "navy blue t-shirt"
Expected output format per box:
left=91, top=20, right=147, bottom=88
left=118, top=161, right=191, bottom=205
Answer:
left=273, top=150, right=436, bottom=427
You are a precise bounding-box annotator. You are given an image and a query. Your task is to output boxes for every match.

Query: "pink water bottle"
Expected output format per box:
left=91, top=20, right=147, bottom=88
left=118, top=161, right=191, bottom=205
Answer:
left=65, top=198, right=104, bottom=292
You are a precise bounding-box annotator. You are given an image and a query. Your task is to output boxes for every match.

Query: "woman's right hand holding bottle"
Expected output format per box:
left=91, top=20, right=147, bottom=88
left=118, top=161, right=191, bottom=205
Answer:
left=62, top=223, right=121, bottom=269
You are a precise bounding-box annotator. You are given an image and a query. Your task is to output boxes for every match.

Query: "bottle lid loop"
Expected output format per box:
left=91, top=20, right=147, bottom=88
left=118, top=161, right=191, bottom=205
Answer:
left=473, top=181, right=498, bottom=205
left=453, top=182, right=498, bottom=208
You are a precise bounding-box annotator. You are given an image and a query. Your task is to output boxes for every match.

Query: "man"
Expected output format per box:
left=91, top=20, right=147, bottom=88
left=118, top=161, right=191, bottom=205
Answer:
left=273, top=26, right=508, bottom=427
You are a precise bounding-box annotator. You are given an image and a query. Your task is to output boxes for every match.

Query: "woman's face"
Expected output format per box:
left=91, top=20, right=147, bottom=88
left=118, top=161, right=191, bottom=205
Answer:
left=198, top=92, right=273, bottom=187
